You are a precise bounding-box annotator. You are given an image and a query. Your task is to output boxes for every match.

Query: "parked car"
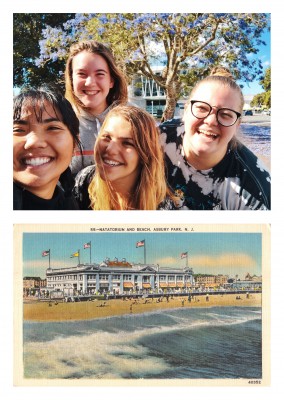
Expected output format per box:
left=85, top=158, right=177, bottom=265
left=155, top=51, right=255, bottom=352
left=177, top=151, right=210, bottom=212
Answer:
left=244, top=110, right=253, bottom=116
left=262, top=109, right=271, bottom=115
left=159, top=117, right=183, bottom=127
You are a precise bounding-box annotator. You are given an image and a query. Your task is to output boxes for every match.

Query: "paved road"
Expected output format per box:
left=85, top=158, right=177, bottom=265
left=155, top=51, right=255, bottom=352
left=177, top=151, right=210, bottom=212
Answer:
left=241, top=115, right=271, bottom=126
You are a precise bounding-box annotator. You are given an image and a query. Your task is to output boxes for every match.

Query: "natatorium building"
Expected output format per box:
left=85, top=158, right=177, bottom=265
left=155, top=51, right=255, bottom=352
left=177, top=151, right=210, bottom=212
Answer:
left=46, top=259, right=195, bottom=296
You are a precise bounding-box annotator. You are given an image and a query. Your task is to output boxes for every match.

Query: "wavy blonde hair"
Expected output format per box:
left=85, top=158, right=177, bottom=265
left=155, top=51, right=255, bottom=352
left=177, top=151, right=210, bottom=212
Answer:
left=65, top=40, right=128, bottom=114
left=88, top=105, right=172, bottom=210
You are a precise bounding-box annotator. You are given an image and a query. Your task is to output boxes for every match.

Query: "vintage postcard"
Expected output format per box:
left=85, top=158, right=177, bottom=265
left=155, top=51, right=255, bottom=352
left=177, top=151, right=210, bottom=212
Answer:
left=14, top=223, right=270, bottom=386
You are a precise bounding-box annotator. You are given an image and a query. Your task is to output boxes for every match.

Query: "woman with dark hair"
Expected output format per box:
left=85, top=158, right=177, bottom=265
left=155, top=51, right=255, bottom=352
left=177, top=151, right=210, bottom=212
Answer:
left=65, top=40, right=128, bottom=175
left=13, top=85, right=81, bottom=210
left=160, top=66, right=271, bottom=210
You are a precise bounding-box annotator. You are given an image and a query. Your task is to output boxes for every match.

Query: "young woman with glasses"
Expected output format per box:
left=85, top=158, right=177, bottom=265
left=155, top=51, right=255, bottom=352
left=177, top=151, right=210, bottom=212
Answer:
left=160, top=66, right=271, bottom=210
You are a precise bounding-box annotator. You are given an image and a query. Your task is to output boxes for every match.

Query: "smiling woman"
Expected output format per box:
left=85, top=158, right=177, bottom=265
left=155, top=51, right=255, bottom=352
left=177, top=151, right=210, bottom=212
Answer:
left=160, top=66, right=271, bottom=210
left=73, top=105, right=182, bottom=210
left=65, top=40, right=128, bottom=175
left=13, top=86, right=81, bottom=210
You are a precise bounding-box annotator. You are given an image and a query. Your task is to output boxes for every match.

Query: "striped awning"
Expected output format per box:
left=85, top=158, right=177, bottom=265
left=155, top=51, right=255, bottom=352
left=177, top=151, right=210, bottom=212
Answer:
left=168, top=282, right=176, bottom=288
left=159, top=283, right=168, bottom=288
left=123, top=282, right=134, bottom=288
left=142, top=283, right=151, bottom=288
left=177, top=282, right=185, bottom=287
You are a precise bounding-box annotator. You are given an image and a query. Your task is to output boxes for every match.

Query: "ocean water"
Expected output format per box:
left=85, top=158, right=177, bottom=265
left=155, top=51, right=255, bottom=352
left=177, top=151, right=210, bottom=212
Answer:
left=23, top=306, right=262, bottom=380
left=239, top=124, right=271, bottom=159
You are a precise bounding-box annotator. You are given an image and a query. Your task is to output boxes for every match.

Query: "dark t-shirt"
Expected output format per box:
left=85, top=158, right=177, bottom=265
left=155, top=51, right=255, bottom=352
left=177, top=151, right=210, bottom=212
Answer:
left=13, top=182, right=79, bottom=210
left=159, top=120, right=271, bottom=210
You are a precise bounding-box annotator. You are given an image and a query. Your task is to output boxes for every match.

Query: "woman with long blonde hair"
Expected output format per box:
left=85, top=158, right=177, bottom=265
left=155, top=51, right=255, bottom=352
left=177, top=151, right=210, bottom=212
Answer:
left=73, top=105, right=181, bottom=210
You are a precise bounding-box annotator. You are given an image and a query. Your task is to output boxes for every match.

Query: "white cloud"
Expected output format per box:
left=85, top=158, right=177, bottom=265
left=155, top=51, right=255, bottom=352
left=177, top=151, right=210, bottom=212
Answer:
left=23, top=258, right=77, bottom=278
left=155, top=252, right=260, bottom=278
left=155, top=256, right=178, bottom=266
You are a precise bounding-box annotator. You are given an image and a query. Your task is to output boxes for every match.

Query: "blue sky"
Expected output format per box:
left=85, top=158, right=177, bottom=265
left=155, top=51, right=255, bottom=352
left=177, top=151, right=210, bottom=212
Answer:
left=23, top=231, right=262, bottom=279
left=12, top=15, right=270, bottom=97
left=238, top=29, right=271, bottom=95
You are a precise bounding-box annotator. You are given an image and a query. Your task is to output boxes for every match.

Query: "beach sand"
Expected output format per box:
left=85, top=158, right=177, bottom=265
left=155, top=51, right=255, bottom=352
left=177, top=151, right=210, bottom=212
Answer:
left=23, top=293, right=261, bottom=322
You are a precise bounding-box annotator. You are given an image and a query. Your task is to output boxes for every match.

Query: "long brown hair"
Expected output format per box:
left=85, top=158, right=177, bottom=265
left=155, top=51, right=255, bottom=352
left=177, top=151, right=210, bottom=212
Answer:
left=65, top=40, right=128, bottom=114
left=88, top=105, right=172, bottom=210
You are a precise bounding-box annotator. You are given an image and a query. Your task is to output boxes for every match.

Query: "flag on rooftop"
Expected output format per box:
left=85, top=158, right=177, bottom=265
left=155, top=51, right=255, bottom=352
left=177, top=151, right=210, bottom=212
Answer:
left=42, top=250, right=50, bottom=257
left=70, top=251, right=79, bottom=258
left=181, top=252, right=188, bottom=259
left=136, top=240, right=145, bottom=248
left=83, top=242, right=91, bottom=249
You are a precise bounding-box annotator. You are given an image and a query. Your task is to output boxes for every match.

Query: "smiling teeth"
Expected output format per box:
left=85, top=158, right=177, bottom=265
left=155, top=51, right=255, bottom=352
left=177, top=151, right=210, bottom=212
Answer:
left=104, top=159, right=120, bottom=166
left=24, top=157, right=51, bottom=166
left=199, top=129, right=218, bottom=138
left=84, top=90, right=98, bottom=95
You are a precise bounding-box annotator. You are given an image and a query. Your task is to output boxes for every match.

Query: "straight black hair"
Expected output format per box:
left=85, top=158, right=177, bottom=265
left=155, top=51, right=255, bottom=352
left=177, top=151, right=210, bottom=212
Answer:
left=13, top=84, right=81, bottom=149
left=13, top=85, right=82, bottom=194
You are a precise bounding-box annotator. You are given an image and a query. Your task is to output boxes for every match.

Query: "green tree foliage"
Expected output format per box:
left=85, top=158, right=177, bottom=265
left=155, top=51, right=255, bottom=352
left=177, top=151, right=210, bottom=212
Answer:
left=260, top=66, right=271, bottom=91
left=13, top=13, right=75, bottom=89
left=251, top=66, right=271, bottom=108
left=14, top=13, right=270, bottom=120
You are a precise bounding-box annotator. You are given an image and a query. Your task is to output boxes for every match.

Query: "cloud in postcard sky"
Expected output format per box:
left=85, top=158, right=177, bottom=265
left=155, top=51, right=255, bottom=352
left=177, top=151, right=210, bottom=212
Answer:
left=156, top=256, right=177, bottom=266
left=156, top=252, right=258, bottom=276
left=23, top=259, right=77, bottom=278
left=22, top=231, right=262, bottom=278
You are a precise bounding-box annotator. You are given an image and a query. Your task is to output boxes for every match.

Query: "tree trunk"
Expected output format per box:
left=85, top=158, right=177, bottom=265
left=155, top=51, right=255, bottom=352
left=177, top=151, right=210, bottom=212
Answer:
left=160, top=81, right=179, bottom=123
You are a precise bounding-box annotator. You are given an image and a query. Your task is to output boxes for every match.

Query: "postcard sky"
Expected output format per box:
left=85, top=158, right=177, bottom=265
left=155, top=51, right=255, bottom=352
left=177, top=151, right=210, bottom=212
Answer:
left=23, top=231, right=262, bottom=280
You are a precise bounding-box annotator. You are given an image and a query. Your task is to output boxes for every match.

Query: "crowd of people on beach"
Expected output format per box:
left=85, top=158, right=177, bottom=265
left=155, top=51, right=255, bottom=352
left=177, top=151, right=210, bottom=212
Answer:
left=13, top=40, right=271, bottom=210
left=24, top=291, right=260, bottom=322
left=25, top=285, right=261, bottom=305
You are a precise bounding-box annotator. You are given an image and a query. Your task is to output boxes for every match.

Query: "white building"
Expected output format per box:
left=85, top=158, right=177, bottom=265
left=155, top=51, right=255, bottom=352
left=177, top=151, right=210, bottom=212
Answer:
left=128, top=67, right=186, bottom=118
left=129, top=68, right=256, bottom=117
left=46, top=259, right=194, bottom=296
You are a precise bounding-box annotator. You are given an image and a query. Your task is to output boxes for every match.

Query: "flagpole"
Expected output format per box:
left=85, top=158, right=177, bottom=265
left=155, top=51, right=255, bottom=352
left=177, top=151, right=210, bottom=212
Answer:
left=144, top=240, right=146, bottom=265
left=49, top=249, right=50, bottom=269
left=78, top=249, right=80, bottom=265
left=184, top=253, right=187, bottom=290
left=90, top=241, right=92, bottom=264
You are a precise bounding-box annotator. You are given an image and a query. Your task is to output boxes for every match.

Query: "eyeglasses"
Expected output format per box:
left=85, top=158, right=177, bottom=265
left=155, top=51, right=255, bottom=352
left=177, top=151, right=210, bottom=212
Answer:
left=190, top=100, right=241, bottom=127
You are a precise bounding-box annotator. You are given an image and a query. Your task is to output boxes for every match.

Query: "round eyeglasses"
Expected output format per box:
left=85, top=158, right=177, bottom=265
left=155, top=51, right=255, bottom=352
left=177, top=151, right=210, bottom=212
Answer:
left=190, top=100, right=241, bottom=127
